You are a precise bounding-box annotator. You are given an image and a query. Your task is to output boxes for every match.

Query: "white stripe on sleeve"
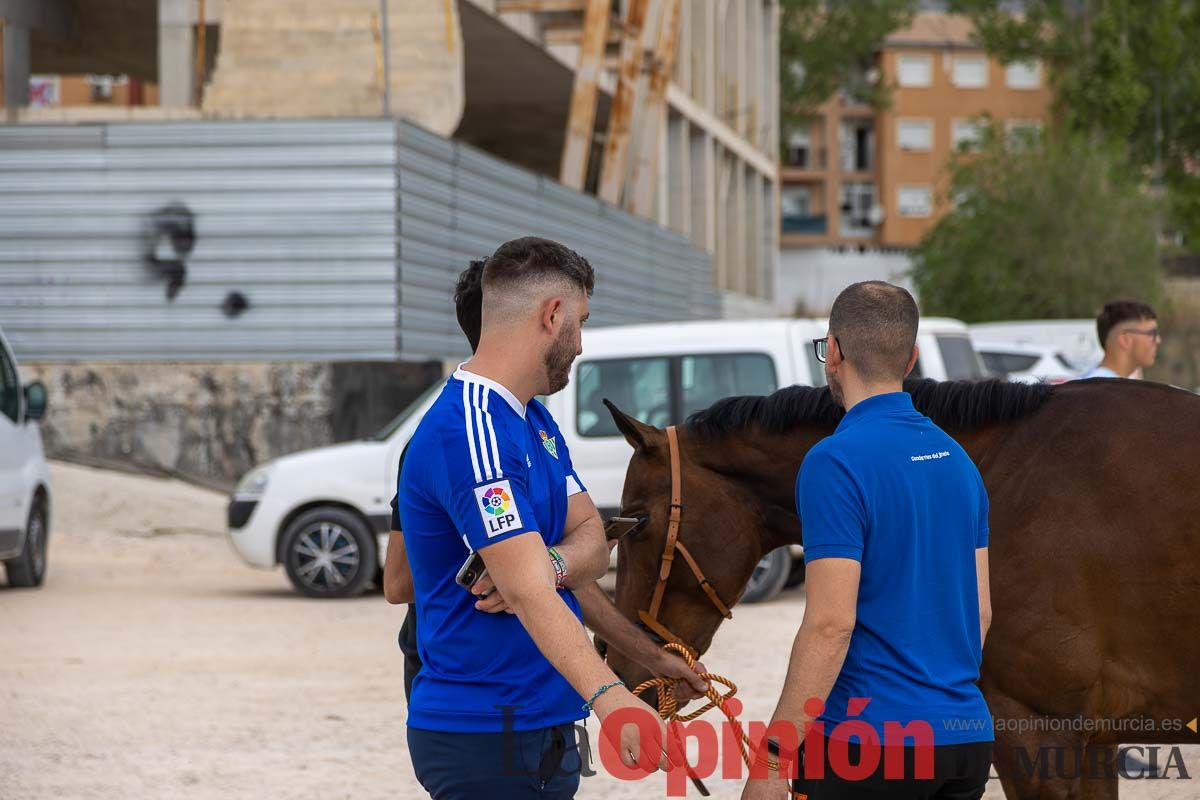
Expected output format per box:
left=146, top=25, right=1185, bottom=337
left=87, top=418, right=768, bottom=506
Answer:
left=473, top=383, right=494, bottom=481
left=483, top=389, right=504, bottom=479
left=462, top=380, right=482, bottom=483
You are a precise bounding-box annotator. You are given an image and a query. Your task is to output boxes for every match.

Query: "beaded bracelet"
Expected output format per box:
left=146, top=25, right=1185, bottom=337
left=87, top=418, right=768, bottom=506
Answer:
left=548, top=546, right=567, bottom=588
left=583, top=680, right=624, bottom=712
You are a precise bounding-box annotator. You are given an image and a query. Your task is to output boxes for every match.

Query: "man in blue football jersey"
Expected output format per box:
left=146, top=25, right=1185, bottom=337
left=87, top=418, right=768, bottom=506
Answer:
left=384, top=258, right=707, bottom=704
left=743, top=282, right=993, bottom=800
left=400, top=237, right=675, bottom=798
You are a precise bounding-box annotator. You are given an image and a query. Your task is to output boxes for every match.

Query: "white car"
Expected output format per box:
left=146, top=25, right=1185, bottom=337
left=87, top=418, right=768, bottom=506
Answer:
left=227, top=317, right=985, bottom=599
left=0, top=327, right=52, bottom=588
left=974, top=341, right=1079, bottom=384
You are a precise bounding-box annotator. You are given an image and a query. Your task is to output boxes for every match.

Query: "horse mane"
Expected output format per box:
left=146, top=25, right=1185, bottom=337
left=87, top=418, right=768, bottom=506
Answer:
left=686, top=378, right=1055, bottom=438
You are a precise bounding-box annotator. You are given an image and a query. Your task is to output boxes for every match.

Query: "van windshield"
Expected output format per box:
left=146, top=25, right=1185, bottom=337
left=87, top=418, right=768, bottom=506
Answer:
left=937, top=335, right=986, bottom=380
left=371, top=381, right=443, bottom=442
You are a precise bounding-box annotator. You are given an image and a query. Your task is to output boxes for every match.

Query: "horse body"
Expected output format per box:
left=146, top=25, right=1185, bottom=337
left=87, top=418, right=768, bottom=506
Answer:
left=605, top=379, right=1200, bottom=799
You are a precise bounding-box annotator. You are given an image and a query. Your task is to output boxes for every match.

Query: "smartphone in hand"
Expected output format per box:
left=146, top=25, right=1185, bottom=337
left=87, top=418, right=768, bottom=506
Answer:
left=454, top=550, right=487, bottom=591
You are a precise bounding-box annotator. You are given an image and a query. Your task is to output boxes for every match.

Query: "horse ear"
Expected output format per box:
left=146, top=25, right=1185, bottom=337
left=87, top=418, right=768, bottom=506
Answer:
left=603, top=399, right=659, bottom=452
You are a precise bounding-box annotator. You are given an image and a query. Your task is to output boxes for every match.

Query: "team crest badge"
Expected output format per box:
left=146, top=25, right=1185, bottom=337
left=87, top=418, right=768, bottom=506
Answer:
left=539, top=430, right=559, bottom=459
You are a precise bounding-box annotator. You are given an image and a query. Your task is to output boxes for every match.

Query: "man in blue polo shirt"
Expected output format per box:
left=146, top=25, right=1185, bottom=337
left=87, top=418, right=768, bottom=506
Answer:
left=400, top=237, right=671, bottom=799
left=743, top=281, right=993, bottom=800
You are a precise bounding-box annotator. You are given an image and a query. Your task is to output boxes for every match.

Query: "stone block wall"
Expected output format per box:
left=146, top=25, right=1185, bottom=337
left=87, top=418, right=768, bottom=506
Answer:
left=25, top=360, right=442, bottom=489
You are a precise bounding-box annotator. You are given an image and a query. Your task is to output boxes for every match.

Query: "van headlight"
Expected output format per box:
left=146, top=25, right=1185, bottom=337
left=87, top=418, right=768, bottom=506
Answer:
left=234, top=465, right=273, bottom=500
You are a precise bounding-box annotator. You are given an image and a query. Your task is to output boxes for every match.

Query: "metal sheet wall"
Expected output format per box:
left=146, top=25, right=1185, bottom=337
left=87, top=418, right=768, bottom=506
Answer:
left=0, top=118, right=716, bottom=362
left=0, top=119, right=398, bottom=361
left=396, top=120, right=718, bottom=360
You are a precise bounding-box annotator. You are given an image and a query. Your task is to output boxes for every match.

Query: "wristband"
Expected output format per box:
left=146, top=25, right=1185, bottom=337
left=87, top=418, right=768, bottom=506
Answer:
left=583, top=680, right=624, bottom=712
left=548, top=546, right=567, bottom=588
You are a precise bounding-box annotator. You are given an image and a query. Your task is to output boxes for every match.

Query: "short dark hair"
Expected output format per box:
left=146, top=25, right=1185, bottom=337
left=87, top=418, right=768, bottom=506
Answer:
left=481, top=237, right=595, bottom=297
left=828, top=281, right=919, bottom=383
left=1096, top=299, right=1156, bottom=348
left=454, top=259, right=485, bottom=352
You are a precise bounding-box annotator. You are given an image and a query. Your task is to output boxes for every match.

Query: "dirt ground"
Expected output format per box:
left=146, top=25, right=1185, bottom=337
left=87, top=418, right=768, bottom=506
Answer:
left=0, top=462, right=1194, bottom=799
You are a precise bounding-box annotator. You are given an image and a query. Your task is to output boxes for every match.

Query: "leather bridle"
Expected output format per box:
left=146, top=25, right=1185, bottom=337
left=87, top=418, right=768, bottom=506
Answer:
left=634, top=425, right=733, bottom=653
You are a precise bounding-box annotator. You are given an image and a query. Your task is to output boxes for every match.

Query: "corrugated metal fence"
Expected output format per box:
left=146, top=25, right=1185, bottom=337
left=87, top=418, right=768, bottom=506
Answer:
left=0, top=118, right=716, bottom=362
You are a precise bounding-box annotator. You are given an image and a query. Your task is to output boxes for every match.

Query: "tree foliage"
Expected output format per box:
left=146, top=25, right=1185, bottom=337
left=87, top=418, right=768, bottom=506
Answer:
left=912, top=130, right=1162, bottom=322
left=778, top=0, right=918, bottom=133
left=948, top=0, right=1200, bottom=246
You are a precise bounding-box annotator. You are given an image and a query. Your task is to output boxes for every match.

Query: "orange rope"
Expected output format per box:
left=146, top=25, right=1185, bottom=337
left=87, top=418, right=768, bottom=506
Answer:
left=629, top=642, right=789, bottom=778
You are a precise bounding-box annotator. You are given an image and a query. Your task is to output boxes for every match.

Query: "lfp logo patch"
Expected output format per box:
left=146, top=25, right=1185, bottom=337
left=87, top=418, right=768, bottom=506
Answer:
left=539, top=430, right=559, bottom=459
left=473, top=480, right=523, bottom=537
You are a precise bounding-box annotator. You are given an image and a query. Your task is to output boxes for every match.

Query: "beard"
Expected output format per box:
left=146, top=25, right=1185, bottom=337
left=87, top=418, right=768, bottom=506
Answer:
left=826, top=366, right=845, bottom=408
left=543, top=322, right=577, bottom=395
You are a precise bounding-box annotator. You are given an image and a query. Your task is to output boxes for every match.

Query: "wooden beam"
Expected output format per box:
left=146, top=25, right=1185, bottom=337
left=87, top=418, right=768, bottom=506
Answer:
left=596, top=0, right=653, bottom=206
left=543, top=25, right=622, bottom=46
left=627, top=0, right=681, bottom=216
left=558, top=0, right=611, bottom=190
left=497, top=0, right=588, bottom=12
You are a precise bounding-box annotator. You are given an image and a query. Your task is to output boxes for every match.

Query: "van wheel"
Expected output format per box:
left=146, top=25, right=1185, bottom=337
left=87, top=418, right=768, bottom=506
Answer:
left=784, top=558, right=806, bottom=588
left=5, top=498, right=48, bottom=588
left=740, top=547, right=790, bottom=604
left=281, top=508, right=375, bottom=599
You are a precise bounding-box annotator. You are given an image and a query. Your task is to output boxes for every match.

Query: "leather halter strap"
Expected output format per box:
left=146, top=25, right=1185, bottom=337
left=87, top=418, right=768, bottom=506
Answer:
left=639, top=426, right=732, bottom=650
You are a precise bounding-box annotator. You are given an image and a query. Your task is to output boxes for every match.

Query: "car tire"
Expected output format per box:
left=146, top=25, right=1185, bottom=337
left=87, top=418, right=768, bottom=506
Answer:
left=5, top=497, right=48, bottom=588
left=281, top=507, right=376, bottom=599
left=784, top=557, right=806, bottom=588
left=740, top=547, right=791, bottom=604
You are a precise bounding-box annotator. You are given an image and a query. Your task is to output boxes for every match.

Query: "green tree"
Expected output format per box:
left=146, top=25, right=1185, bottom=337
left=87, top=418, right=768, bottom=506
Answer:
left=912, top=130, right=1162, bottom=322
left=948, top=0, right=1200, bottom=247
left=779, top=0, right=918, bottom=134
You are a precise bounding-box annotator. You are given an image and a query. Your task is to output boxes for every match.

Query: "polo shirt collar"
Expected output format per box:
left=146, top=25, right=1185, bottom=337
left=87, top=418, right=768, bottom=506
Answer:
left=453, top=363, right=527, bottom=418
left=836, top=391, right=914, bottom=433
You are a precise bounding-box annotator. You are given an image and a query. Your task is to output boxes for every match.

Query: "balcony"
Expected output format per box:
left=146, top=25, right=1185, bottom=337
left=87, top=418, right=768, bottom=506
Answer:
left=781, top=214, right=828, bottom=235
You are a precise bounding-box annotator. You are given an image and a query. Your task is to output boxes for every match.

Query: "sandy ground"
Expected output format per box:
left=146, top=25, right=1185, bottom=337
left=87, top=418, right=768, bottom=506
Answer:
left=0, top=462, right=1194, bottom=799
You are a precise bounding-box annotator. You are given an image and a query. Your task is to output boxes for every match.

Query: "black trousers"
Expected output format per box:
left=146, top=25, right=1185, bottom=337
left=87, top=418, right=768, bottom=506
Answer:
left=794, top=737, right=992, bottom=800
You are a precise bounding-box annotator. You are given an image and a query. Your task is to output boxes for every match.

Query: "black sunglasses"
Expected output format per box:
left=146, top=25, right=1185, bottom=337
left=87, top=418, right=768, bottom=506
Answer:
left=812, top=337, right=846, bottom=364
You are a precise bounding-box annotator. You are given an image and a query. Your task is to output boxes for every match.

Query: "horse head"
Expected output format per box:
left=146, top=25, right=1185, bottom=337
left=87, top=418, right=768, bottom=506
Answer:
left=599, top=400, right=803, bottom=690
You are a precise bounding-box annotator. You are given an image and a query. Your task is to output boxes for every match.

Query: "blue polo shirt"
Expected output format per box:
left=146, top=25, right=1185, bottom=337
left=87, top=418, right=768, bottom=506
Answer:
left=399, top=367, right=588, bottom=733
left=797, top=392, right=992, bottom=746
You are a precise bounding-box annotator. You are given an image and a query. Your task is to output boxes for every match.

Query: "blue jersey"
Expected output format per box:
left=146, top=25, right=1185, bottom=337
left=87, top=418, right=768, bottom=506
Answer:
left=797, top=392, right=992, bottom=746
left=399, top=366, right=588, bottom=733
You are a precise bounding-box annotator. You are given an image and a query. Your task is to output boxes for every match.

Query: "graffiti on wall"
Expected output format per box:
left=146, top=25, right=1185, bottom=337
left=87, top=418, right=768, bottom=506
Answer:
left=142, top=202, right=251, bottom=319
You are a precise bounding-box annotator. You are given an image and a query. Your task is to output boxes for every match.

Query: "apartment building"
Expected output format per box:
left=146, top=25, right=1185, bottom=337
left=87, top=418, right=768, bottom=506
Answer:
left=778, top=12, right=1052, bottom=311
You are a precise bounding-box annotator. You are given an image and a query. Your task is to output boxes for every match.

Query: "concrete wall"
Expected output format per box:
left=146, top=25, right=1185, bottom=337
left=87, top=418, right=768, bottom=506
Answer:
left=778, top=247, right=914, bottom=315
left=25, top=360, right=441, bottom=488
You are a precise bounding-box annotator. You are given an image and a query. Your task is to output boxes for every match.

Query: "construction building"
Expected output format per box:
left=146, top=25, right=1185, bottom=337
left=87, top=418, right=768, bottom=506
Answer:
left=1, top=0, right=780, bottom=315
left=777, top=11, right=1052, bottom=312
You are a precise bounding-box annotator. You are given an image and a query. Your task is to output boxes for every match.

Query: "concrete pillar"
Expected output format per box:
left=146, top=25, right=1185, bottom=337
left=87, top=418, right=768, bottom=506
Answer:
left=3, top=23, right=31, bottom=107
left=158, top=0, right=195, bottom=107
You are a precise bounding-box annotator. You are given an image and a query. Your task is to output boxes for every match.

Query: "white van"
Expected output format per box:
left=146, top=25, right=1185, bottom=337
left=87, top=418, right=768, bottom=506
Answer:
left=0, top=327, right=52, bottom=588
left=227, top=317, right=984, bottom=599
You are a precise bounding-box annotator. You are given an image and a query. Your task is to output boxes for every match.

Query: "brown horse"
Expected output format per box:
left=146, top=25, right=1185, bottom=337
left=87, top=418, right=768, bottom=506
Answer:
left=601, top=378, right=1200, bottom=800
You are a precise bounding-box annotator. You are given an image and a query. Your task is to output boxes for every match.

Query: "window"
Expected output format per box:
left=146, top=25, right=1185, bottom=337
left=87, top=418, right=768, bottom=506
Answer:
left=897, top=185, right=933, bottom=218
left=805, top=347, right=828, bottom=387
left=576, top=357, right=671, bottom=437
left=1006, top=60, right=1042, bottom=90
left=896, top=54, right=932, bottom=87
left=952, top=56, right=988, bottom=88
left=897, top=119, right=933, bottom=152
left=839, top=119, right=874, bottom=171
left=680, top=354, right=777, bottom=418
left=981, top=351, right=1039, bottom=375
left=0, top=344, right=19, bottom=423
left=575, top=353, right=778, bottom=437
left=937, top=336, right=985, bottom=380
left=839, top=182, right=877, bottom=236
left=951, top=119, right=985, bottom=151
left=785, top=131, right=811, bottom=168
left=781, top=187, right=811, bottom=219
left=1006, top=119, right=1043, bottom=150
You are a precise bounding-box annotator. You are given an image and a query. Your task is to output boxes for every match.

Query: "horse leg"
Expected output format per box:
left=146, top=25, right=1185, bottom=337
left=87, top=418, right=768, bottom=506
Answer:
left=985, top=691, right=1119, bottom=800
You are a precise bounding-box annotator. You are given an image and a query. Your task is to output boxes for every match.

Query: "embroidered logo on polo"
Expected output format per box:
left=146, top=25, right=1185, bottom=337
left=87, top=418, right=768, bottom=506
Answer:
left=539, top=430, right=559, bottom=459
left=474, top=479, right=523, bottom=537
